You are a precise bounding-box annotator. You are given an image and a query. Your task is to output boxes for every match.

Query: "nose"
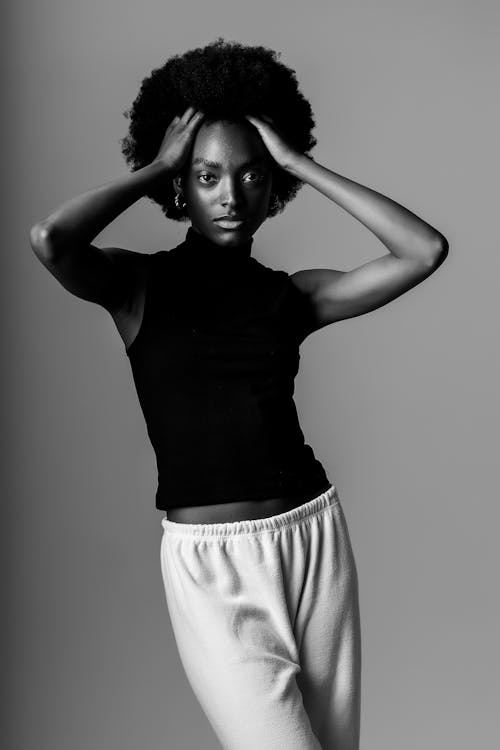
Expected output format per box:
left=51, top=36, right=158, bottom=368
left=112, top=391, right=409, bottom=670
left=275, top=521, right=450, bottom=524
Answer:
left=219, top=177, right=244, bottom=210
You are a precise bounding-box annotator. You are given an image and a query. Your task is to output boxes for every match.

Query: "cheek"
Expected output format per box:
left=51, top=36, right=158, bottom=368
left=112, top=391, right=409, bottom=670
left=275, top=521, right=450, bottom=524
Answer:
left=185, top=183, right=210, bottom=209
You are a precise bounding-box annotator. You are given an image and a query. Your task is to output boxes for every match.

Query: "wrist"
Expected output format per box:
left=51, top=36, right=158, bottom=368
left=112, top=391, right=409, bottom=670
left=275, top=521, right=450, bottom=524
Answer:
left=137, top=160, right=175, bottom=190
left=285, top=152, right=312, bottom=179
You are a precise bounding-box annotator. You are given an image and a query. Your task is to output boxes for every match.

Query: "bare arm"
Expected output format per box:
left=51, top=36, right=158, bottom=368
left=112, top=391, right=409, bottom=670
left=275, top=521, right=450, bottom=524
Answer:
left=30, top=106, right=205, bottom=312
left=286, top=156, right=448, bottom=328
left=246, top=114, right=449, bottom=330
left=29, top=162, right=170, bottom=311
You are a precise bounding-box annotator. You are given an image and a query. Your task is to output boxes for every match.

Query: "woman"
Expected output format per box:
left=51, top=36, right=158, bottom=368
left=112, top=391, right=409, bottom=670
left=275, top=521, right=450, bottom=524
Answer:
left=30, top=39, right=448, bottom=750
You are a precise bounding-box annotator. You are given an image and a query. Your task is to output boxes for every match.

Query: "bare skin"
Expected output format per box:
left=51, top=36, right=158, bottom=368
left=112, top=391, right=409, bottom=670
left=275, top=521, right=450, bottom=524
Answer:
left=30, top=106, right=448, bottom=523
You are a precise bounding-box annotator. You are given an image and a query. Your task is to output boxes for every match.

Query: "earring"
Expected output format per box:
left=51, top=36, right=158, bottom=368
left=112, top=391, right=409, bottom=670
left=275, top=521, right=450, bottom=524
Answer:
left=174, top=193, right=187, bottom=210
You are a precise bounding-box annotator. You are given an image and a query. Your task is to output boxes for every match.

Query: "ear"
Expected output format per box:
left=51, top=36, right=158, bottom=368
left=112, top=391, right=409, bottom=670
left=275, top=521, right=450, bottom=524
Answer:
left=172, top=174, right=183, bottom=195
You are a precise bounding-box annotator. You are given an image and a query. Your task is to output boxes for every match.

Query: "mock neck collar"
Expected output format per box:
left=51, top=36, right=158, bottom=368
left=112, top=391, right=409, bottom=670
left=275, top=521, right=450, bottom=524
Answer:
left=181, top=226, right=254, bottom=264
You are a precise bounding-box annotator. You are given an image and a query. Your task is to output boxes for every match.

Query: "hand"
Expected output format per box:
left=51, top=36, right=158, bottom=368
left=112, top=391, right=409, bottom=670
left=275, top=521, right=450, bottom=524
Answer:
left=152, top=106, right=205, bottom=174
left=245, top=114, right=302, bottom=172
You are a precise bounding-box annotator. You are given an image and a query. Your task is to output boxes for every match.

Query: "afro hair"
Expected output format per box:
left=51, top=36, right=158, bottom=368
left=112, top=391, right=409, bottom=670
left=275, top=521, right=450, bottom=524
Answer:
left=120, top=38, right=317, bottom=221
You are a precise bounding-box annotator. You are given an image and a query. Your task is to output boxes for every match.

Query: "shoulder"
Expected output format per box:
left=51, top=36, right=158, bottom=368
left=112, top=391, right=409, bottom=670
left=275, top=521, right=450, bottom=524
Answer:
left=103, top=249, right=166, bottom=317
left=249, top=256, right=288, bottom=282
left=275, top=268, right=322, bottom=342
left=252, top=260, right=318, bottom=340
left=288, top=269, right=327, bottom=296
left=250, top=258, right=310, bottom=301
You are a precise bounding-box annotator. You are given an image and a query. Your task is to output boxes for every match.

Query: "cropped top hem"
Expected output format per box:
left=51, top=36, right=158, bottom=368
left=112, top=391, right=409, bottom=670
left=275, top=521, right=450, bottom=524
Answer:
left=155, top=473, right=332, bottom=511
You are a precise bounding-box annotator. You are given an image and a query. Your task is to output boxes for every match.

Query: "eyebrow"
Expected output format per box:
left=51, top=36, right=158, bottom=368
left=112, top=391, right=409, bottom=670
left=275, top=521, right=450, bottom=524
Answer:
left=191, top=157, right=266, bottom=169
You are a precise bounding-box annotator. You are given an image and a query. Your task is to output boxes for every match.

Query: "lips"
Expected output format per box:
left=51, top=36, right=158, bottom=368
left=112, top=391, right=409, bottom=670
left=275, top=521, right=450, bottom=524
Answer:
left=214, top=217, right=246, bottom=230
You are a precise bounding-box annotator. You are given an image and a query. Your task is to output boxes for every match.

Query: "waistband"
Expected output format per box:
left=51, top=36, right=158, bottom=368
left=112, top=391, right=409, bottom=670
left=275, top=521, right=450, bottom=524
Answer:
left=161, top=484, right=339, bottom=538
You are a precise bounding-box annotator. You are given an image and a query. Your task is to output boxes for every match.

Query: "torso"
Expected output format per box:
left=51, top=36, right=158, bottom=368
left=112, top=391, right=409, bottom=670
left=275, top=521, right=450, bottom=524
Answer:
left=109, top=261, right=148, bottom=352
left=110, top=260, right=328, bottom=524
left=164, top=484, right=332, bottom=523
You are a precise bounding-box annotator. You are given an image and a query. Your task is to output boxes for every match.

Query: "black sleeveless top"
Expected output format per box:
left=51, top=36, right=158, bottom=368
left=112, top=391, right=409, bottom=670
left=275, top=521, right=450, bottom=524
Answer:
left=126, top=227, right=330, bottom=510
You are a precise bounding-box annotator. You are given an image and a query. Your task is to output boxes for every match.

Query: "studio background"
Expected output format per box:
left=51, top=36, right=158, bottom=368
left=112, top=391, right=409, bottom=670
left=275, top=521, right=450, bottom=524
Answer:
left=4, top=1, right=499, bottom=748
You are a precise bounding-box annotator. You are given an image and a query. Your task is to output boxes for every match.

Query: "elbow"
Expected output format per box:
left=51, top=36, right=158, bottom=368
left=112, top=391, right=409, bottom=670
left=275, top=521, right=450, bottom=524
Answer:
left=425, top=234, right=449, bottom=269
left=29, top=221, right=56, bottom=260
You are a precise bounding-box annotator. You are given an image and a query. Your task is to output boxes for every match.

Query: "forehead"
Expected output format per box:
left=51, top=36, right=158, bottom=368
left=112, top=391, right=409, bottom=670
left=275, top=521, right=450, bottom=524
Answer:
left=190, top=120, right=269, bottom=167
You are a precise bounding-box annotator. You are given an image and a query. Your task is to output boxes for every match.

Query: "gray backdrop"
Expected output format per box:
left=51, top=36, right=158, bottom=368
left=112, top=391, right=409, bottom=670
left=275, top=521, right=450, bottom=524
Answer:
left=4, top=1, right=499, bottom=748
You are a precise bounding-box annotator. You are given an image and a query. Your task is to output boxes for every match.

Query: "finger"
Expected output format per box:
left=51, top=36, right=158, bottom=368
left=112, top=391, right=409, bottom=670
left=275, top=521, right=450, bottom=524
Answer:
left=180, top=105, right=196, bottom=123
left=185, top=110, right=205, bottom=131
left=189, top=110, right=205, bottom=125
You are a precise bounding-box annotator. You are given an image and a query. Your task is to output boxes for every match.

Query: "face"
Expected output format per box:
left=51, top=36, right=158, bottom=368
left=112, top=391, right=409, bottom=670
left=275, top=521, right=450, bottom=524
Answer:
left=175, top=120, right=274, bottom=246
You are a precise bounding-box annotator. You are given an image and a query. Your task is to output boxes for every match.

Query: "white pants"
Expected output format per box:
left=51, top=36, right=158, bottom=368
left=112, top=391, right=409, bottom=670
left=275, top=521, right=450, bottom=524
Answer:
left=160, top=485, right=361, bottom=750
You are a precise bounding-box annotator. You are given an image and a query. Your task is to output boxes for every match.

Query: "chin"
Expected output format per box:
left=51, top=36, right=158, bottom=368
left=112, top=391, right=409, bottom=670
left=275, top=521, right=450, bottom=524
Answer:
left=203, top=224, right=255, bottom=245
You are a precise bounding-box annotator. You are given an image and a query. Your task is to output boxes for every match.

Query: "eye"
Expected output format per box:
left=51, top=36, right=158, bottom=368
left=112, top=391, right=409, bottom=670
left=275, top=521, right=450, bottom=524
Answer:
left=243, top=171, right=263, bottom=183
left=198, top=173, right=217, bottom=184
